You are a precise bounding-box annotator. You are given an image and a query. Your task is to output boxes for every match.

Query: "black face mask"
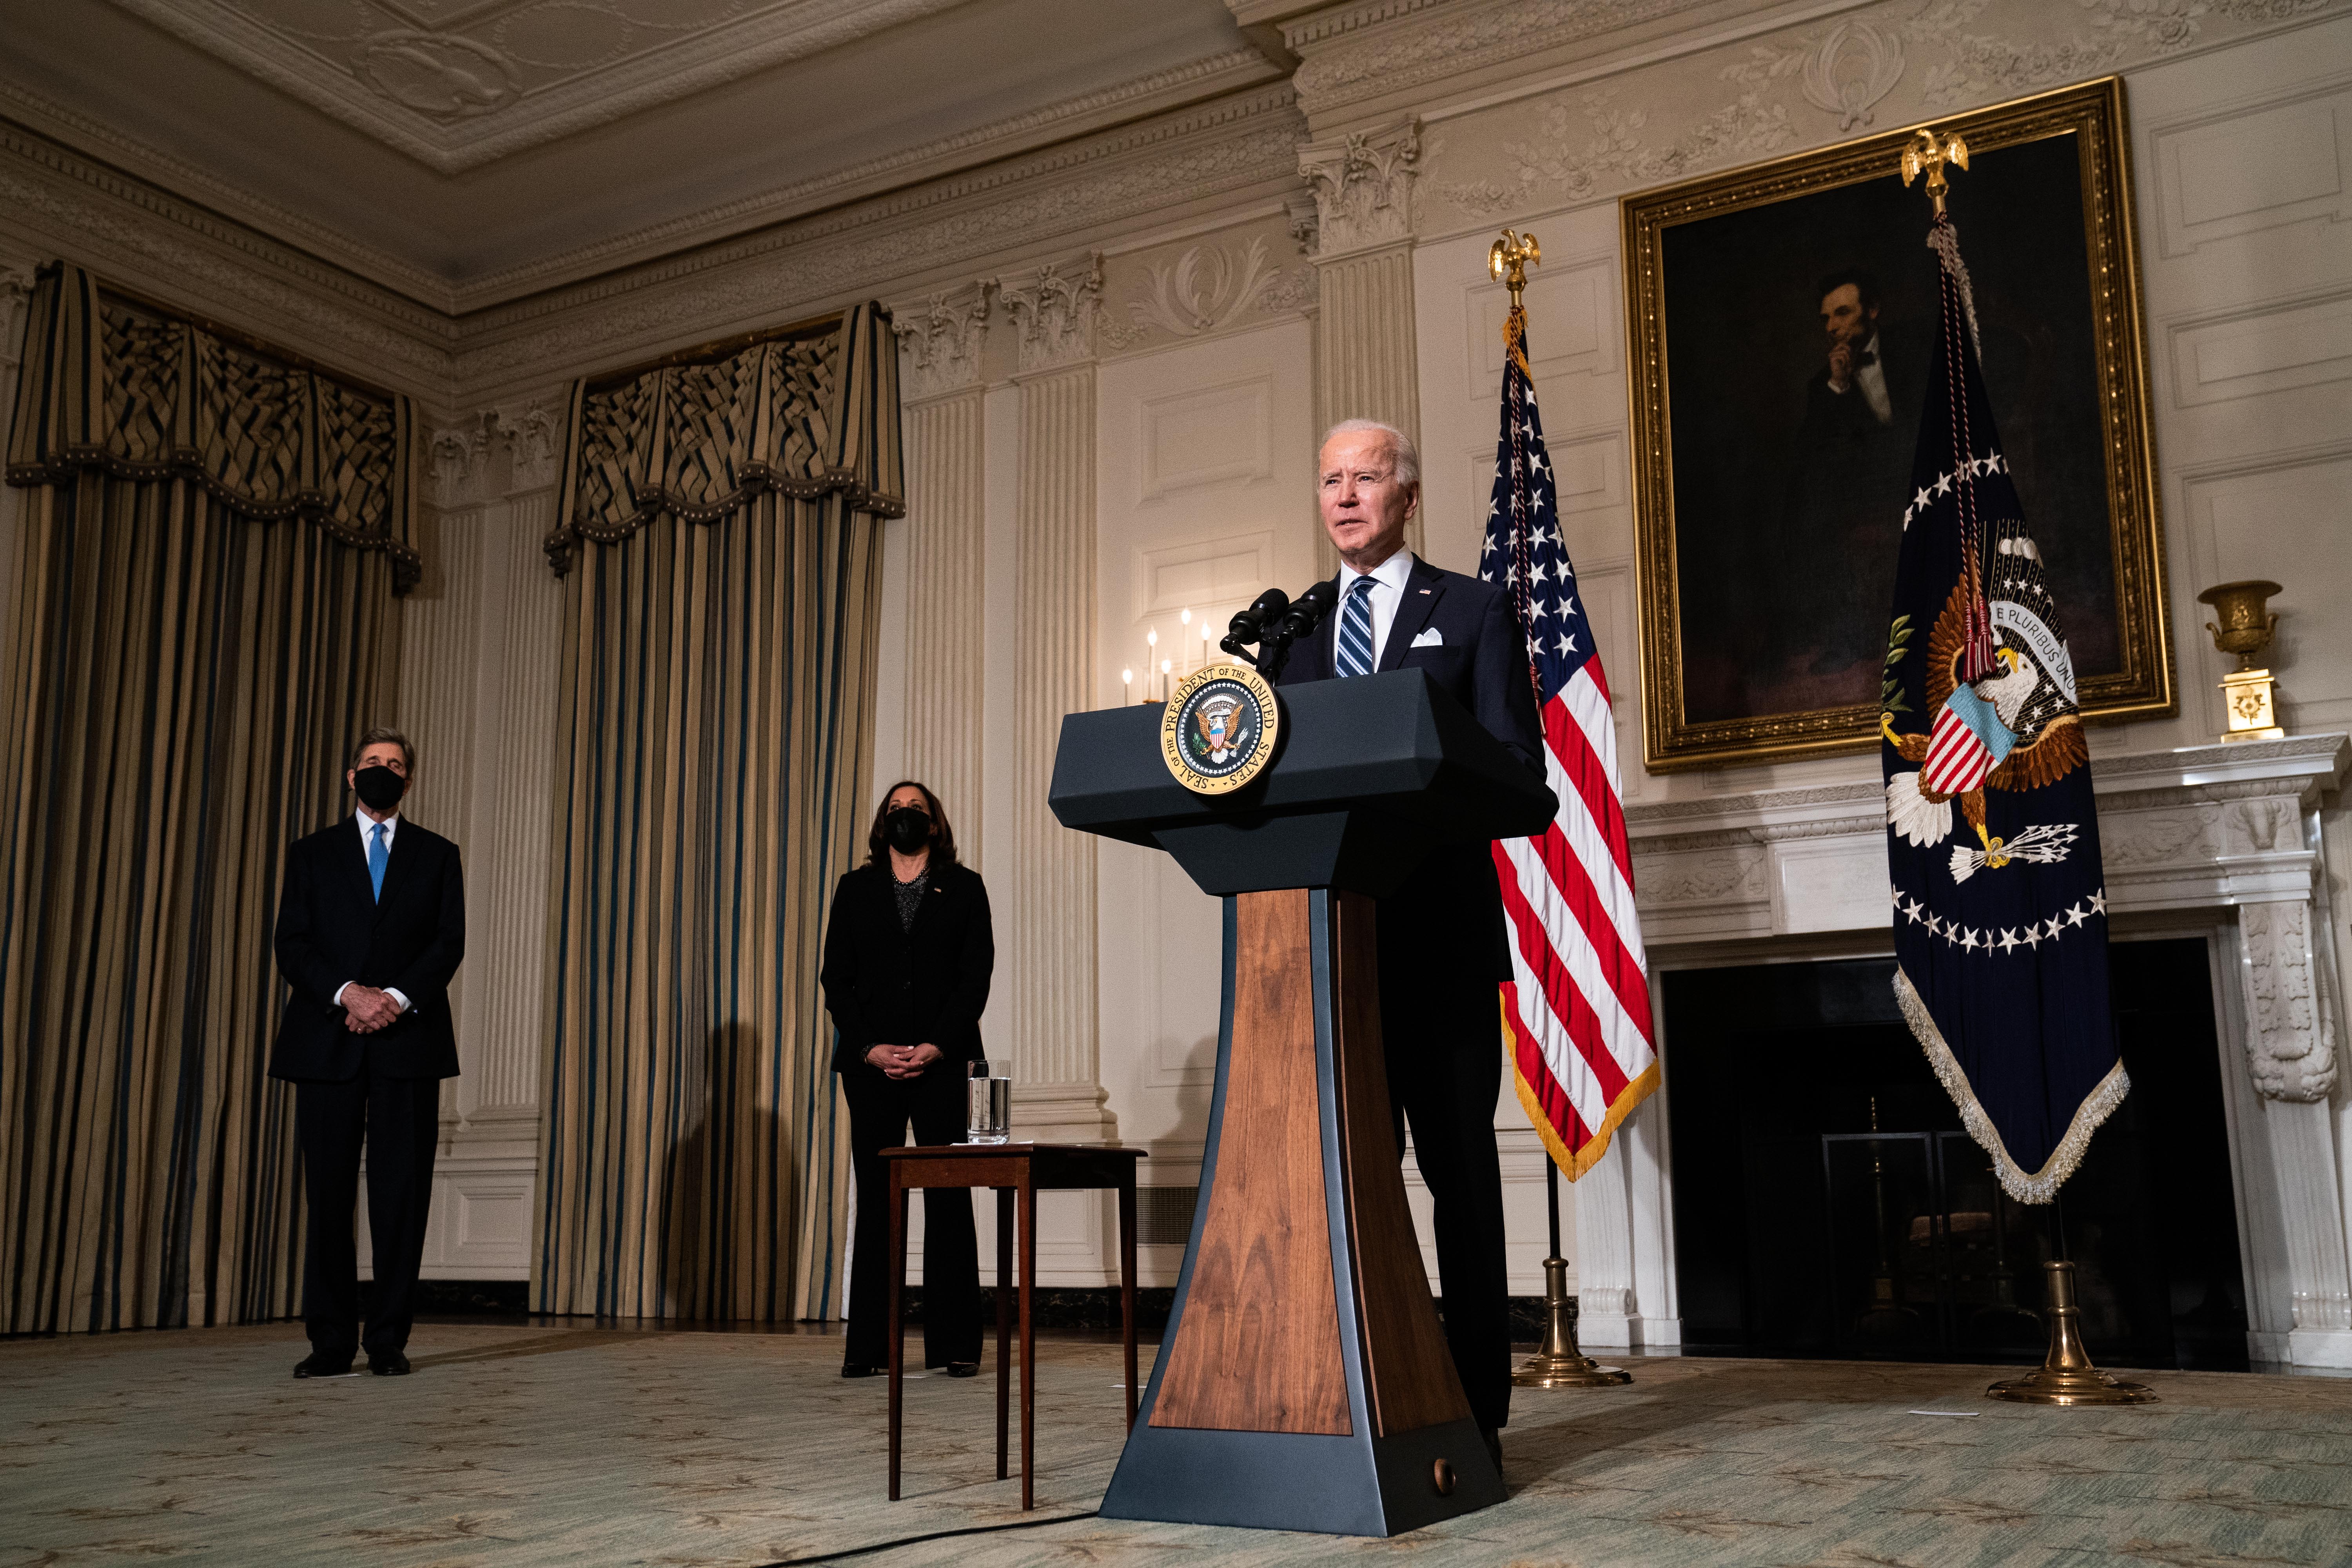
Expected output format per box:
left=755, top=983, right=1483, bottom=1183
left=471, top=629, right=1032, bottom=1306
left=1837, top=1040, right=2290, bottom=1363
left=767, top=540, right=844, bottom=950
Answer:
left=354, top=765, right=407, bottom=812
left=884, top=806, right=931, bottom=855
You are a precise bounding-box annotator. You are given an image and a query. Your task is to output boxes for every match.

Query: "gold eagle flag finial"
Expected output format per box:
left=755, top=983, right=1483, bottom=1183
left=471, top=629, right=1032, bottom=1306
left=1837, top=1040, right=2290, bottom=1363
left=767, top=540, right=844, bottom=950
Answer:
left=1488, top=229, right=1540, bottom=310
left=1901, top=126, right=1970, bottom=217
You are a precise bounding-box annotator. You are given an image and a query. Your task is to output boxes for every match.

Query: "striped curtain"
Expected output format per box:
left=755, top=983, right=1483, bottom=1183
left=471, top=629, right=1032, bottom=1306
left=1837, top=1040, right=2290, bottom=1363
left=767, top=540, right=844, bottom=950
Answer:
left=536, top=305, right=901, bottom=1321
left=0, top=263, right=415, bottom=1334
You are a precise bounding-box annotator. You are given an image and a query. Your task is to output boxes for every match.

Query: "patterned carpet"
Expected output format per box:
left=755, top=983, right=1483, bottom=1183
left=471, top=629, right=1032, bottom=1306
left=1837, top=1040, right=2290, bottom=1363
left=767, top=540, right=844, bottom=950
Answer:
left=4, top=1322, right=2350, bottom=1566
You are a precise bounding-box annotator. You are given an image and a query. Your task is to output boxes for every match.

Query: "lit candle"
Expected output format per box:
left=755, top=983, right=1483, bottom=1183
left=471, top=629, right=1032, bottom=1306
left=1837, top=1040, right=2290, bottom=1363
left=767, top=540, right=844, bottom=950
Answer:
left=1122, top=667, right=1132, bottom=705
left=1200, top=616, right=1213, bottom=670
left=1160, top=657, right=1171, bottom=702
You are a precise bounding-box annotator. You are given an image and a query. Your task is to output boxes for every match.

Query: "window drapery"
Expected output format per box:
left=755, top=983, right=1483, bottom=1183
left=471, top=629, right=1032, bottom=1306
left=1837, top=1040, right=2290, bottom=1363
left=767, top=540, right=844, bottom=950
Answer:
left=536, top=305, right=900, bottom=1321
left=0, top=263, right=415, bottom=1334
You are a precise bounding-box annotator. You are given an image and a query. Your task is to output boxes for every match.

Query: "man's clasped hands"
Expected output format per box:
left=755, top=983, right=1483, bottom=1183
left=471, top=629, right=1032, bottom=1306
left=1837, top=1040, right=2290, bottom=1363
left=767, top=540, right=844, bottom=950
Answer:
left=341, top=985, right=405, bottom=1034
left=864, top=1043, right=944, bottom=1080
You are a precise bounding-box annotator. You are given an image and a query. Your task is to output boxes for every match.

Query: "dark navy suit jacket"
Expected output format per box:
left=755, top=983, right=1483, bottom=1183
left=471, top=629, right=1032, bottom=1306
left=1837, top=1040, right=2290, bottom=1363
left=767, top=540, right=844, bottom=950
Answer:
left=1276, top=553, right=1544, bottom=982
left=270, top=817, right=466, bottom=1082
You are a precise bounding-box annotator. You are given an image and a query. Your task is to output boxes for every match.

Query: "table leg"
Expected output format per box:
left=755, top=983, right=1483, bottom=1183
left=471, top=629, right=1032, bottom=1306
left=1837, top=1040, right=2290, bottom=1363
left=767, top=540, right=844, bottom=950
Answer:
left=887, top=1177, right=908, bottom=1503
left=995, top=1187, right=1012, bottom=1482
left=1119, top=1175, right=1138, bottom=1432
left=1020, top=1178, right=1036, bottom=1512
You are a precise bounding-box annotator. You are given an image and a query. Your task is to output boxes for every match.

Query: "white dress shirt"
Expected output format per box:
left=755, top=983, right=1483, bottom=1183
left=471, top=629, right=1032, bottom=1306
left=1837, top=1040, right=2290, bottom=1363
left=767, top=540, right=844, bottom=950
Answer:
left=335, top=808, right=410, bottom=1015
left=1853, top=331, right=1892, bottom=425
left=1334, top=548, right=1419, bottom=670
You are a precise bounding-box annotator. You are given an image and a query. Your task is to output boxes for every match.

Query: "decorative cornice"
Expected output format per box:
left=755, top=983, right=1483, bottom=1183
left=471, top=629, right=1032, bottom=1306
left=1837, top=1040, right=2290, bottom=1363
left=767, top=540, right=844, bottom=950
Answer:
left=449, top=51, right=1283, bottom=310
left=0, top=118, right=457, bottom=392
left=457, top=96, right=1303, bottom=392
left=1288, top=0, right=1719, bottom=117
left=0, top=79, right=455, bottom=307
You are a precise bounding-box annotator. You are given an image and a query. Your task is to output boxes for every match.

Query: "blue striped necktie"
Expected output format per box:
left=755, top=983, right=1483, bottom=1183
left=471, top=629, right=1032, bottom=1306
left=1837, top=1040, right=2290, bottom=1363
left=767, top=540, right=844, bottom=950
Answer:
left=369, top=823, right=388, bottom=902
left=1334, top=576, right=1378, bottom=677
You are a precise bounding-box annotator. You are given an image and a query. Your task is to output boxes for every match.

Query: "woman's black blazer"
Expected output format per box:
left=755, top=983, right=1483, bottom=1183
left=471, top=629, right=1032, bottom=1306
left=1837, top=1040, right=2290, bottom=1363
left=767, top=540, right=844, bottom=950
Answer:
left=819, top=860, right=994, bottom=1074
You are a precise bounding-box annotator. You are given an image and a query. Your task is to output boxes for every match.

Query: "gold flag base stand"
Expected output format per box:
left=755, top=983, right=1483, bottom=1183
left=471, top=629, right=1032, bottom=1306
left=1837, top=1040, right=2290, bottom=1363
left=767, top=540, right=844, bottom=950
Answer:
left=1986, top=1261, right=2156, bottom=1406
left=1513, top=1256, right=1631, bottom=1388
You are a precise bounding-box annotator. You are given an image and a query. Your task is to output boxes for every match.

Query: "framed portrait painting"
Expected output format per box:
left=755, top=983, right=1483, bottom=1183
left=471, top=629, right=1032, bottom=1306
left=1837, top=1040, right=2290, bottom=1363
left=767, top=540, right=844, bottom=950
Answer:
left=1622, top=78, right=2172, bottom=771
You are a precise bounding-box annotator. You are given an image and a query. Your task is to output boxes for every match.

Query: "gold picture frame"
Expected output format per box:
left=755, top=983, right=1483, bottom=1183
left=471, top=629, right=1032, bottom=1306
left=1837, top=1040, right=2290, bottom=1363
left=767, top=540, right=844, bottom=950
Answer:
left=1622, top=78, right=2171, bottom=772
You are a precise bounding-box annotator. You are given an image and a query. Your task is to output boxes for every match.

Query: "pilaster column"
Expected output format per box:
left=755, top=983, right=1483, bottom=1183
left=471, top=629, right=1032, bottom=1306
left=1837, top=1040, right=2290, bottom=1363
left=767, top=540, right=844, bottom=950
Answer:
left=1299, top=119, right=1423, bottom=568
left=891, top=283, right=994, bottom=862
left=461, top=403, right=566, bottom=1130
left=1000, top=257, right=1115, bottom=1142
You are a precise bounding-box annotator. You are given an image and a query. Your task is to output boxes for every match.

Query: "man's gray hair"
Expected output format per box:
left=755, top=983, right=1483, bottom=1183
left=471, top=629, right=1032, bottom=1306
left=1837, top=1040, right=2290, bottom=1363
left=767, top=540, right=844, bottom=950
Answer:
left=1321, top=418, right=1420, bottom=488
left=349, top=726, right=415, bottom=774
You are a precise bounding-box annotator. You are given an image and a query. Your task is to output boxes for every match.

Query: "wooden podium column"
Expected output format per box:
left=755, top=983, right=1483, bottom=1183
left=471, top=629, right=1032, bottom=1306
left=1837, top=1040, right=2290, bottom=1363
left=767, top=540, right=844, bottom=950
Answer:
left=1099, top=888, right=1501, bottom=1535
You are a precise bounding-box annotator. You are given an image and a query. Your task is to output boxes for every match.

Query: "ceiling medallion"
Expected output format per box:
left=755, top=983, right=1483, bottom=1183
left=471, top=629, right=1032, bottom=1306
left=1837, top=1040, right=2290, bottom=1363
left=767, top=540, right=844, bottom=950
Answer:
left=356, top=31, right=520, bottom=120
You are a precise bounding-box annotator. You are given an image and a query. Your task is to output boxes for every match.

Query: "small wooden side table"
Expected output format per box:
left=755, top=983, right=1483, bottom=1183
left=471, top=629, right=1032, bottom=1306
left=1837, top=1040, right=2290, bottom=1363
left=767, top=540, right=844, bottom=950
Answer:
left=882, top=1143, right=1143, bottom=1510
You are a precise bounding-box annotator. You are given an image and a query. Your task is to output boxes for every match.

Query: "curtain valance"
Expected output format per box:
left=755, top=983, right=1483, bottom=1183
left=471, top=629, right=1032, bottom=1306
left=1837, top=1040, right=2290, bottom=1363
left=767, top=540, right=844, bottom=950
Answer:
left=4, top=263, right=421, bottom=594
left=546, top=302, right=904, bottom=575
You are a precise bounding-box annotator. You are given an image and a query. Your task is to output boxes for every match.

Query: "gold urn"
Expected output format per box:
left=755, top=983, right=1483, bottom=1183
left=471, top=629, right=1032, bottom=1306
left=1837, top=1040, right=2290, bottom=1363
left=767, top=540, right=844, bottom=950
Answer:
left=2196, top=580, right=2284, bottom=742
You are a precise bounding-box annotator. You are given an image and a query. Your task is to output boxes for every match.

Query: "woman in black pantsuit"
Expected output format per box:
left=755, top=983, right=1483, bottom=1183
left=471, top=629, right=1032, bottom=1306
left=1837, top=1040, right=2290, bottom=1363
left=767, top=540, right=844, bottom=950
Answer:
left=822, top=780, right=993, bottom=1378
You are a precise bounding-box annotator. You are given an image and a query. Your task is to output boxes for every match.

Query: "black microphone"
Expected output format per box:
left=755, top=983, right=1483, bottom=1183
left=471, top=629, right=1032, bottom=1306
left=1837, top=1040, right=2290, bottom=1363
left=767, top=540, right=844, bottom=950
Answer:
left=1220, top=588, right=1291, bottom=662
left=1273, top=577, right=1338, bottom=642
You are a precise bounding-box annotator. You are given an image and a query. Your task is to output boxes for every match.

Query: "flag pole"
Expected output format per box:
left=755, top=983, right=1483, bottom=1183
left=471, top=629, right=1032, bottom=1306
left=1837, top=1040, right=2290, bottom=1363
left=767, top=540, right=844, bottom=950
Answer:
left=1491, top=224, right=1630, bottom=1392
left=1895, top=131, right=2150, bottom=1405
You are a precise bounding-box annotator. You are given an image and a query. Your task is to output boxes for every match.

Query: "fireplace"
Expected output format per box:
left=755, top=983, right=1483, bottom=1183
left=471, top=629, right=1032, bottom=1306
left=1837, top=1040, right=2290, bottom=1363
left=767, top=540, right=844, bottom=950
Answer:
left=1663, top=942, right=2248, bottom=1370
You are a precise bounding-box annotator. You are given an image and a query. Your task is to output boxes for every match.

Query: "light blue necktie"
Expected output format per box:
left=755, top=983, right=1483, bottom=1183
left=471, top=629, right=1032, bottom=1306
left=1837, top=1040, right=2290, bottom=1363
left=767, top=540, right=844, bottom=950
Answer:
left=1334, top=575, right=1378, bottom=677
left=368, top=822, right=388, bottom=903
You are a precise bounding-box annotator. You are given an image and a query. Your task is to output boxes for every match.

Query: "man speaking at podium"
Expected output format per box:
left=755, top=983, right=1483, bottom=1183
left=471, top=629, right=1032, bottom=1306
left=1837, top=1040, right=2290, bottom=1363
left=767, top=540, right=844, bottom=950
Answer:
left=1279, top=419, right=1543, bottom=1465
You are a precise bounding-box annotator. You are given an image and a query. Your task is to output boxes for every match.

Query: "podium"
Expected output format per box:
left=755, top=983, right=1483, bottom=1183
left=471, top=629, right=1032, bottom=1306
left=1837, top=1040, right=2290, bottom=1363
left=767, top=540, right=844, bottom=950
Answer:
left=1049, top=668, right=1557, bottom=1535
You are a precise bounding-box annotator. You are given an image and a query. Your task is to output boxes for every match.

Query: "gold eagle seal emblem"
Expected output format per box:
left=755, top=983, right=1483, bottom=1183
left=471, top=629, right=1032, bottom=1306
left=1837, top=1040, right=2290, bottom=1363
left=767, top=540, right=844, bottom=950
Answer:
left=1161, top=663, right=1279, bottom=795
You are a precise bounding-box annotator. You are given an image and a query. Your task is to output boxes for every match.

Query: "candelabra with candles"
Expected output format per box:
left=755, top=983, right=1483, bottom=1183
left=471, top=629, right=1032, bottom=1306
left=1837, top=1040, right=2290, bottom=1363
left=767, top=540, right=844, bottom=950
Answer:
left=1129, top=605, right=1238, bottom=704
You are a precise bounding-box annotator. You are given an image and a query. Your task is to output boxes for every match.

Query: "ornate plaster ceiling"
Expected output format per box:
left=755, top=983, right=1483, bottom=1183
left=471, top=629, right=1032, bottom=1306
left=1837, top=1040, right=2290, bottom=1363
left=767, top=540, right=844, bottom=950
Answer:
left=110, top=0, right=980, bottom=172
left=0, top=0, right=1263, bottom=303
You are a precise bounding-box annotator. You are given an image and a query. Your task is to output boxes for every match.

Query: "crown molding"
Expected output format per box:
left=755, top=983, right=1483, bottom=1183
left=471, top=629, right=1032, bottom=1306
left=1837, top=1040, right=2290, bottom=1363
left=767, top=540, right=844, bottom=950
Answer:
left=0, top=73, right=1307, bottom=407
left=0, top=78, right=456, bottom=309
left=450, top=84, right=1307, bottom=396
left=1282, top=0, right=1748, bottom=125
left=0, top=116, right=457, bottom=395
left=448, top=49, right=1285, bottom=311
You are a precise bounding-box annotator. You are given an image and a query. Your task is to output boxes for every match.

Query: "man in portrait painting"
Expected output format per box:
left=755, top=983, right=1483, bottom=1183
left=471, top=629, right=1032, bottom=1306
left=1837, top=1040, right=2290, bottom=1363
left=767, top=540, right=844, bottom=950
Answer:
left=1773, top=267, right=1924, bottom=698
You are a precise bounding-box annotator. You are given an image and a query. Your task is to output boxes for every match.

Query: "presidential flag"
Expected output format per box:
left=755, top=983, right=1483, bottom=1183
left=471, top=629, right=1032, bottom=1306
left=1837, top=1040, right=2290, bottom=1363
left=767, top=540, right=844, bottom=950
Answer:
left=1880, top=217, right=2123, bottom=1203
left=1483, top=303, right=1658, bottom=1180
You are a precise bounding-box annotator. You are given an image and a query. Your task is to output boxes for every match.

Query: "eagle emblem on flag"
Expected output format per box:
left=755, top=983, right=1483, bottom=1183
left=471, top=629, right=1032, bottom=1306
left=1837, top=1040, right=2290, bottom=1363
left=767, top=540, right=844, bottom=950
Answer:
left=1881, top=217, right=2123, bottom=1205
left=1883, top=514, right=2088, bottom=885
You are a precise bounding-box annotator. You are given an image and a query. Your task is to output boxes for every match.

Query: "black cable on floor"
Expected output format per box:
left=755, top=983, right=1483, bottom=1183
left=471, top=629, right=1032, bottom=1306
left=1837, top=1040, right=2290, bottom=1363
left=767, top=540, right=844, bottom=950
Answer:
left=757, top=1508, right=1102, bottom=1565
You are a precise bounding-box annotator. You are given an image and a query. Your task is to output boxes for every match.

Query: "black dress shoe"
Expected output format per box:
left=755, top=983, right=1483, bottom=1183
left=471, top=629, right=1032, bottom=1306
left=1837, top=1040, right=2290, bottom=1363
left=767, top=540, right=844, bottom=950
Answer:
left=368, top=1350, right=411, bottom=1376
left=944, top=1362, right=979, bottom=1379
left=1481, top=1427, right=1504, bottom=1472
left=293, top=1351, right=354, bottom=1379
left=841, top=1363, right=882, bottom=1378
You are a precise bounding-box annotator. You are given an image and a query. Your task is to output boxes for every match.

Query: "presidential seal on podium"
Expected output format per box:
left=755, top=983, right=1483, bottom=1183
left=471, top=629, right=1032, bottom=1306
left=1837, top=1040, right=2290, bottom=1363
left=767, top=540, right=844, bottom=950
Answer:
left=1160, top=663, right=1279, bottom=795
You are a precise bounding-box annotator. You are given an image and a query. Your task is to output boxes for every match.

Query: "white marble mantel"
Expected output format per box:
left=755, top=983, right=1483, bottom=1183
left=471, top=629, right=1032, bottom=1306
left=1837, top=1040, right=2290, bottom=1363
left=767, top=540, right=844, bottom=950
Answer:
left=1575, top=733, right=2352, bottom=1370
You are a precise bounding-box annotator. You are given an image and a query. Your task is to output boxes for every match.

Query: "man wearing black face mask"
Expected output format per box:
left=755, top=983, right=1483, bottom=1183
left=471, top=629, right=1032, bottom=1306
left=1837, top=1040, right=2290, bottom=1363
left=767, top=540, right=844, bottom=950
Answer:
left=271, top=727, right=466, bottom=1379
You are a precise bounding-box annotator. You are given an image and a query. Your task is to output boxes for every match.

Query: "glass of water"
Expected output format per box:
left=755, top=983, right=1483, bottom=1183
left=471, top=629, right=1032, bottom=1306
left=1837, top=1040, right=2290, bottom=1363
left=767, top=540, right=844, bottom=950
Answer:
left=965, top=1058, right=1011, bottom=1145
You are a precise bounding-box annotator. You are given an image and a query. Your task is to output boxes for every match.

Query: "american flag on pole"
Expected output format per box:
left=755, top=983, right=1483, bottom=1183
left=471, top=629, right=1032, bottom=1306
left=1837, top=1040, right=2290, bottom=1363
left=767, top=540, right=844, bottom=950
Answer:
left=1483, top=304, right=1659, bottom=1179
